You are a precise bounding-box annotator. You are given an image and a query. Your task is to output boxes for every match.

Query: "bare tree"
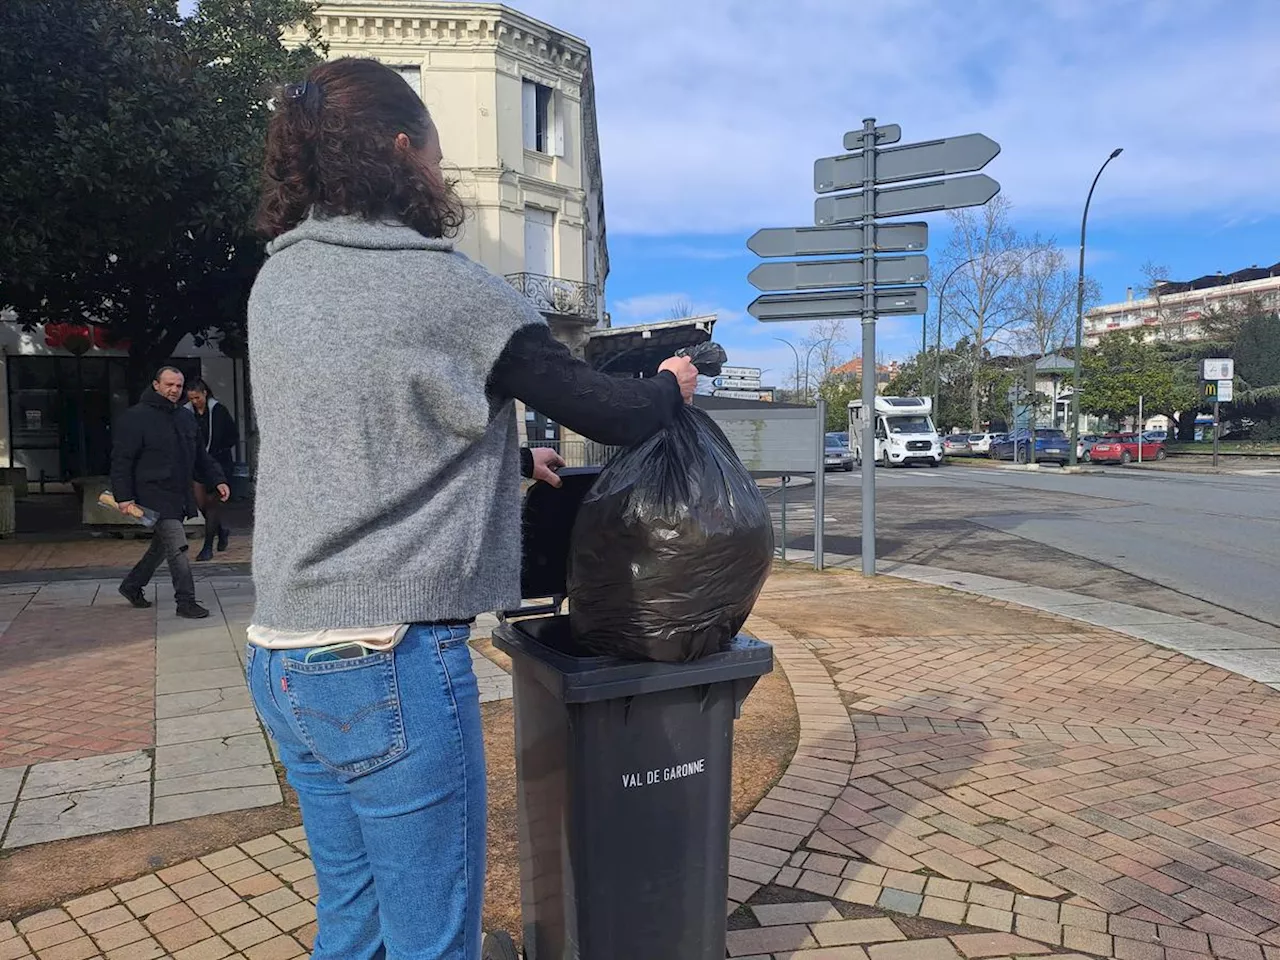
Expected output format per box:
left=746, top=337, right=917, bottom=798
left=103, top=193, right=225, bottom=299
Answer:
left=1139, top=261, right=1179, bottom=341
left=667, top=297, right=695, bottom=321
left=1011, top=239, right=1099, bottom=357
left=802, top=317, right=849, bottom=394
left=936, top=196, right=1030, bottom=429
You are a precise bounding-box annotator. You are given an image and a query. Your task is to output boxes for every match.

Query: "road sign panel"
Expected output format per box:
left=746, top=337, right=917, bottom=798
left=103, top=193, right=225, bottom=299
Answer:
left=748, top=254, right=928, bottom=292
left=747, top=287, right=928, bottom=322
left=720, top=366, right=761, bottom=379
left=717, top=377, right=763, bottom=391
left=1203, top=358, right=1234, bottom=380
left=814, top=174, right=1001, bottom=225
left=746, top=222, right=928, bottom=258
left=1203, top=381, right=1217, bottom=400
left=1218, top=379, right=1234, bottom=402
left=815, top=133, right=1000, bottom=193
left=843, top=123, right=901, bottom=151
left=714, top=389, right=771, bottom=401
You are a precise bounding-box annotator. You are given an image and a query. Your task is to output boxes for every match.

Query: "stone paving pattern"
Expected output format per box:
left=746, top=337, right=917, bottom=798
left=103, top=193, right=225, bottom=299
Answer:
left=0, top=578, right=510, bottom=850
left=7, top=567, right=1280, bottom=956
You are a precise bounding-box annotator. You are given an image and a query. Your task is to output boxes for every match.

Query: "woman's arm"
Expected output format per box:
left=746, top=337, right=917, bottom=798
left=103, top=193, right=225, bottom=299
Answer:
left=489, top=324, right=691, bottom=448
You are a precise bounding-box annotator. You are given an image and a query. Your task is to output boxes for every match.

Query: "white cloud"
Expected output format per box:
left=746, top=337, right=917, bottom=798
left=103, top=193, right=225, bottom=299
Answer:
left=610, top=291, right=745, bottom=325
left=503, top=0, right=1280, bottom=235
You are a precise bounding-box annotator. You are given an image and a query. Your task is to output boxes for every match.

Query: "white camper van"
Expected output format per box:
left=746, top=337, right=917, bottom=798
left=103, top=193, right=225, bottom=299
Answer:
left=849, top=396, right=943, bottom=467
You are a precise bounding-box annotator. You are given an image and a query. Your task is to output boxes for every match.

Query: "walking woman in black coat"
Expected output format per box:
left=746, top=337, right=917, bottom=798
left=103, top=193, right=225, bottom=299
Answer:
left=186, top=378, right=239, bottom=560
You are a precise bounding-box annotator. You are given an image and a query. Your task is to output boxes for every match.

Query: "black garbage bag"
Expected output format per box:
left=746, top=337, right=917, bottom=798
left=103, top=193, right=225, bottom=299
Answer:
left=567, top=394, right=774, bottom=663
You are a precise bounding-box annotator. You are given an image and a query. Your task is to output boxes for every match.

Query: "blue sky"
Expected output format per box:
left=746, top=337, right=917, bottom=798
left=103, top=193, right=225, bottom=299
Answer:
left=185, top=0, right=1280, bottom=383
left=503, top=0, right=1280, bottom=382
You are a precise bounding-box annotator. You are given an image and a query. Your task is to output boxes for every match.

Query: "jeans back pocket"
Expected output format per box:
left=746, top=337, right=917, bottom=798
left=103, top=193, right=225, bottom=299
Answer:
left=283, top=652, right=407, bottom=777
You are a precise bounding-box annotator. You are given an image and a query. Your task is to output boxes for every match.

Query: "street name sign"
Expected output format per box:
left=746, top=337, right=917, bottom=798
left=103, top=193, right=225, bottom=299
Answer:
left=1203, top=358, right=1234, bottom=380
left=720, top=366, right=762, bottom=380
left=843, top=123, right=901, bottom=150
left=815, top=174, right=1001, bottom=225
left=747, top=222, right=928, bottom=257
left=748, top=254, right=928, bottom=292
left=748, top=287, right=928, bottom=322
left=714, top=377, right=764, bottom=390
left=815, top=133, right=1000, bottom=193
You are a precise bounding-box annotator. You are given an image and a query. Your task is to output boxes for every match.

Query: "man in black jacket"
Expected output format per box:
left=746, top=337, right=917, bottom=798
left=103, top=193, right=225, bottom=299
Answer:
left=111, top=366, right=230, bottom=618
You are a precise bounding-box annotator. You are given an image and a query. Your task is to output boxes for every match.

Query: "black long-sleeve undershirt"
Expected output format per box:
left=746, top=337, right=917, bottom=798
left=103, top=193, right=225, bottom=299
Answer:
left=490, top=324, right=683, bottom=466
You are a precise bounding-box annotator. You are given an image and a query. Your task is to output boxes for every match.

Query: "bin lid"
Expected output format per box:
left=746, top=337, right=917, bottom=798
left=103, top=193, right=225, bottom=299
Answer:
left=495, top=615, right=774, bottom=703
left=519, top=466, right=600, bottom=599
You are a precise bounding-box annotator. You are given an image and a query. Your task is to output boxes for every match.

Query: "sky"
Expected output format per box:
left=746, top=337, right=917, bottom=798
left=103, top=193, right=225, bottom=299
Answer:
left=500, top=0, right=1280, bottom=385
left=184, top=0, right=1280, bottom=385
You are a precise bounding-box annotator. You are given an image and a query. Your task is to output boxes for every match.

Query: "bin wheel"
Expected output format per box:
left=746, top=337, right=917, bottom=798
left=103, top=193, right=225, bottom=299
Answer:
left=482, top=931, right=521, bottom=960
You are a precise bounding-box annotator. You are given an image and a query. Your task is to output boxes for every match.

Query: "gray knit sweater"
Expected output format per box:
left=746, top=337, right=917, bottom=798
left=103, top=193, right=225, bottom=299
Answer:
left=247, top=215, right=541, bottom=630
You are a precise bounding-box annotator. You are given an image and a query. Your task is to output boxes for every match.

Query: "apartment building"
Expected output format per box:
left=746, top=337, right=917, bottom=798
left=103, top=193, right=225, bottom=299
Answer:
left=297, top=1, right=609, bottom=356
left=1084, top=263, right=1280, bottom=346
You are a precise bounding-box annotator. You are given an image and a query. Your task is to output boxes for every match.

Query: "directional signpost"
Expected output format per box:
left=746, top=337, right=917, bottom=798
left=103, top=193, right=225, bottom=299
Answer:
left=746, top=117, right=1002, bottom=575
left=1202, top=359, right=1235, bottom=467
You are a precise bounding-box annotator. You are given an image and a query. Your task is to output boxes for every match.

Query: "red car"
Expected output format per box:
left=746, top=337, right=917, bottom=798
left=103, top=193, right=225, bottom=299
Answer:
left=1088, top=433, right=1166, bottom=464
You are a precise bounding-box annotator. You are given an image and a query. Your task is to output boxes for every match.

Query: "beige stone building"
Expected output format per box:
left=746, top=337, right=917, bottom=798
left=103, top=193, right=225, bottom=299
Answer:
left=295, top=0, right=609, bottom=360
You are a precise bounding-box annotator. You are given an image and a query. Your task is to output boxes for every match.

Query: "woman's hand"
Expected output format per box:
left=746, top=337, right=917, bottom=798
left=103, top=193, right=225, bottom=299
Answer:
left=530, top=447, right=565, bottom=487
left=658, top=355, right=698, bottom=403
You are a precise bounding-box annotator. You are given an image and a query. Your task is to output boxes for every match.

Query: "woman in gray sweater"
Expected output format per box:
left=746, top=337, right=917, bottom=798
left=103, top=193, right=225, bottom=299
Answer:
left=246, top=58, right=697, bottom=960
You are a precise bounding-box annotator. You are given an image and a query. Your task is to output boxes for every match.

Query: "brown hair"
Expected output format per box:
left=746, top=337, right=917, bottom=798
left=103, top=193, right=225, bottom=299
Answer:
left=256, top=58, right=464, bottom=240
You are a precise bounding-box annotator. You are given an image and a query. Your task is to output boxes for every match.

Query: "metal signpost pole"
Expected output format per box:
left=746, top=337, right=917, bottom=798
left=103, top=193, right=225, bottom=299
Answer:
left=859, top=119, right=878, bottom=577
left=747, top=121, right=1000, bottom=579
left=1138, top=395, right=1144, bottom=464
left=814, top=400, right=826, bottom=570
left=779, top=476, right=788, bottom=561
left=1214, top=400, right=1220, bottom=468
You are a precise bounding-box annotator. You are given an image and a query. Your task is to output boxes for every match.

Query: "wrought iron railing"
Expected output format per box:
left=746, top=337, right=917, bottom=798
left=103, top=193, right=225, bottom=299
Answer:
left=526, top=439, right=619, bottom=468
left=505, top=273, right=599, bottom=320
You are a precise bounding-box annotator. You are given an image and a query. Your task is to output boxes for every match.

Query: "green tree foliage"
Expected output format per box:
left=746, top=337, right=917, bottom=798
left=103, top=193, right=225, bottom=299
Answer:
left=1079, top=331, right=1178, bottom=423
left=0, top=0, right=322, bottom=385
left=816, top=373, right=860, bottom=431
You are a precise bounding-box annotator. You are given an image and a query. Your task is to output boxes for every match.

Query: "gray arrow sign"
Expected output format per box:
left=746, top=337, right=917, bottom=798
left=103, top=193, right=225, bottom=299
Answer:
left=747, top=222, right=928, bottom=258
left=815, top=133, right=1000, bottom=194
left=814, top=174, right=1000, bottom=225
left=748, top=287, right=928, bottom=322
left=842, top=123, right=901, bottom=151
left=748, top=254, right=929, bottom=292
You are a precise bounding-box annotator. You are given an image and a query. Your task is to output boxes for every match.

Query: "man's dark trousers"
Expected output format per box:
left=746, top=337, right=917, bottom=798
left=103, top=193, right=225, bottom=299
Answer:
left=120, top=520, right=195, bottom=604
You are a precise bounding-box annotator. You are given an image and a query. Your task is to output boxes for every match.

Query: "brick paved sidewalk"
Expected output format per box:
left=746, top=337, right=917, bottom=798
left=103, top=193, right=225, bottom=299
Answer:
left=0, top=575, right=511, bottom=851
left=8, top=567, right=1280, bottom=958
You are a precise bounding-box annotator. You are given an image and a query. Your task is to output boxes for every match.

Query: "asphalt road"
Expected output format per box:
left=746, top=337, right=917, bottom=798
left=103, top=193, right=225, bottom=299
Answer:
left=770, top=462, right=1280, bottom=641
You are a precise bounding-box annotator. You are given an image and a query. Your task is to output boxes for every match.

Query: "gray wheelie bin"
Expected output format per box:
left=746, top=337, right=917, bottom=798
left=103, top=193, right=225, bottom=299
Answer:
left=482, top=467, right=773, bottom=960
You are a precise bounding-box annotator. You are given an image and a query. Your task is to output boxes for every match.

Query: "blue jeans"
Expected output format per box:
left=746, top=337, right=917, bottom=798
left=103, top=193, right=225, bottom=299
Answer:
left=245, top=624, right=486, bottom=960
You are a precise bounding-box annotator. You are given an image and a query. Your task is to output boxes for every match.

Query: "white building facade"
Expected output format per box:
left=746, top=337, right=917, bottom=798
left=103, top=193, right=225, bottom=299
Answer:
left=1084, top=266, right=1280, bottom=346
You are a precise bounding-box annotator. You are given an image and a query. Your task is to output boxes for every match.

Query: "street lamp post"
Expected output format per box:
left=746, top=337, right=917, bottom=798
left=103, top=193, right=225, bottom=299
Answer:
left=932, top=256, right=983, bottom=424
left=774, top=337, right=802, bottom=402
left=1068, top=147, right=1123, bottom=466
left=775, top=336, right=833, bottom=405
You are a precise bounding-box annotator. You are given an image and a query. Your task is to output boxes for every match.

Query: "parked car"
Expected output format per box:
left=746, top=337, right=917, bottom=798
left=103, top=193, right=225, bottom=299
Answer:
left=824, top=432, right=855, bottom=471
left=1141, top=430, right=1169, bottom=444
left=967, top=432, right=1004, bottom=457
left=941, top=434, right=972, bottom=457
left=1077, top=434, right=1101, bottom=461
left=990, top=429, right=1071, bottom=466
left=1089, top=433, right=1166, bottom=464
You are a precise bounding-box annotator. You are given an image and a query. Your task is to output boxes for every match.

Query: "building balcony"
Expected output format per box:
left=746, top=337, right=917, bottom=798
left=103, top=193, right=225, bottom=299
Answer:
left=505, top=273, right=598, bottom=322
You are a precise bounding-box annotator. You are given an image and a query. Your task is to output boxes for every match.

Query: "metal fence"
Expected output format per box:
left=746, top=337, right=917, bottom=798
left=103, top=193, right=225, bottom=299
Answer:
left=526, top=439, right=620, bottom=468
